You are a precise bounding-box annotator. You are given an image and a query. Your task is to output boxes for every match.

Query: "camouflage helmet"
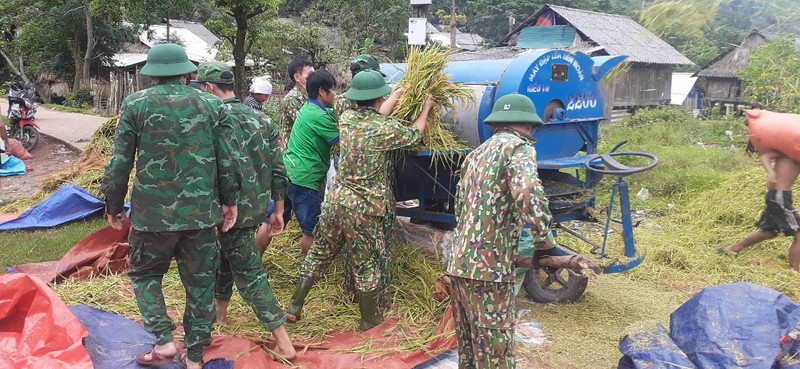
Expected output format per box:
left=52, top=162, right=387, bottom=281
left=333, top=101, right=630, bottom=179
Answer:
left=483, top=93, right=543, bottom=126
left=140, top=43, right=197, bottom=77
left=344, top=70, right=391, bottom=101
left=351, top=54, right=387, bottom=77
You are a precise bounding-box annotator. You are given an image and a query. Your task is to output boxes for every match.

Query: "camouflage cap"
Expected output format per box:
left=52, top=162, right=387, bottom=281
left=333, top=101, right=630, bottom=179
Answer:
left=193, top=61, right=234, bottom=84
left=351, top=54, right=387, bottom=77
left=483, top=93, right=543, bottom=126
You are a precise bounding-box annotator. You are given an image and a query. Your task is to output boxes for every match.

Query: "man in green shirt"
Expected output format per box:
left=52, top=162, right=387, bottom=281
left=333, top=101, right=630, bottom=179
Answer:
left=283, top=70, right=339, bottom=254
left=193, top=61, right=296, bottom=361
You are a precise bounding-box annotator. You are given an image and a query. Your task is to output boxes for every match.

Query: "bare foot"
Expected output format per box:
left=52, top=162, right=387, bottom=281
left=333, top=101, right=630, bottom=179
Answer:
left=271, top=325, right=297, bottom=361
left=215, top=299, right=229, bottom=324
left=136, top=342, right=178, bottom=365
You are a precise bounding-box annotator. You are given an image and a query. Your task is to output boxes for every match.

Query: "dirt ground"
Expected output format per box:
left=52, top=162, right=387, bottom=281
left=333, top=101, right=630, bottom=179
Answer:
left=1, top=135, right=81, bottom=205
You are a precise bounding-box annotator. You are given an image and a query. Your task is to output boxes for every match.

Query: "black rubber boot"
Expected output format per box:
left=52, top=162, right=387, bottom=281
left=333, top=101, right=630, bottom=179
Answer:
left=285, top=277, right=313, bottom=323
left=358, top=290, right=384, bottom=331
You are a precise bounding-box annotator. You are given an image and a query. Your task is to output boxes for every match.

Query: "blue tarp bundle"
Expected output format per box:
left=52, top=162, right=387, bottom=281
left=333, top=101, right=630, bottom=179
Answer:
left=0, top=155, right=26, bottom=176
left=619, top=282, right=800, bottom=369
left=0, top=185, right=106, bottom=231
left=70, top=304, right=233, bottom=369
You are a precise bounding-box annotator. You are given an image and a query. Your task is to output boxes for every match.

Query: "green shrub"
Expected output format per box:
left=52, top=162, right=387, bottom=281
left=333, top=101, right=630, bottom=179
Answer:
left=625, top=106, right=694, bottom=128
left=64, top=88, right=93, bottom=108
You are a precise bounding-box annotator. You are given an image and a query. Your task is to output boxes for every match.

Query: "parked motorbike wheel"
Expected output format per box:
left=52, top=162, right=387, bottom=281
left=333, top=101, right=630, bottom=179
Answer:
left=16, top=126, right=40, bottom=151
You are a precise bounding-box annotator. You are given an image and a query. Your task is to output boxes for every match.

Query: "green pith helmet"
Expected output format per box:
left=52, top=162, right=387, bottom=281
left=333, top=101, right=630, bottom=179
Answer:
left=193, top=61, right=234, bottom=84
left=140, top=43, right=197, bottom=77
left=351, top=54, right=386, bottom=76
left=344, top=70, right=392, bottom=101
left=483, top=93, right=544, bottom=126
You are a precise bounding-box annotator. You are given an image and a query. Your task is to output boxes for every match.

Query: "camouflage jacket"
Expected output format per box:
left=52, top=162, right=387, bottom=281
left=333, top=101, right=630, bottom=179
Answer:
left=279, top=86, right=308, bottom=151
left=447, top=129, right=555, bottom=282
left=102, top=79, right=241, bottom=232
left=333, top=95, right=356, bottom=122
left=328, top=106, right=421, bottom=216
left=223, top=97, right=287, bottom=228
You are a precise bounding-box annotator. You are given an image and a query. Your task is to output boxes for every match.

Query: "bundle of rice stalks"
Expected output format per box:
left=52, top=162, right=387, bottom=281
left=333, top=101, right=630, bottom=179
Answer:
left=0, top=117, right=119, bottom=213
left=391, top=47, right=474, bottom=160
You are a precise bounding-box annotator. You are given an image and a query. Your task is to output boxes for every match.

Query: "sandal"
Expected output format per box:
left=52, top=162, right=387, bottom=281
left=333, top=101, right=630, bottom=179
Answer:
left=180, top=351, right=204, bottom=369
left=135, top=348, right=176, bottom=366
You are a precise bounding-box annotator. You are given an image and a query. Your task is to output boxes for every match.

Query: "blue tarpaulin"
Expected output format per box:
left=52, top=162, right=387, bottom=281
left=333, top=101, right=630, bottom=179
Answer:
left=0, top=185, right=105, bottom=231
left=69, top=304, right=233, bottom=369
left=0, top=155, right=26, bottom=176
left=619, top=282, right=800, bottom=369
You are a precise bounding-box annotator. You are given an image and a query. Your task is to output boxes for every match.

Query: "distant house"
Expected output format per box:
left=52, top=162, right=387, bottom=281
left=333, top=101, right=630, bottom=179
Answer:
left=494, top=4, right=694, bottom=114
left=101, top=20, right=222, bottom=113
left=694, top=31, right=800, bottom=114
left=426, top=22, right=484, bottom=51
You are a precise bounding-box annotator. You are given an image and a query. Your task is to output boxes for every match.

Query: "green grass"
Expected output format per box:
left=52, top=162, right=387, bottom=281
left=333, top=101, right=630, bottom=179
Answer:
left=0, top=217, right=107, bottom=267
left=43, top=104, right=111, bottom=117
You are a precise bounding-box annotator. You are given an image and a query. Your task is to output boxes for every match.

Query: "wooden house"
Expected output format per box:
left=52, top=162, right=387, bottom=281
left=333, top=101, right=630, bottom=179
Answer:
left=694, top=31, right=800, bottom=114
left=494, top=4, right=694, bottom=114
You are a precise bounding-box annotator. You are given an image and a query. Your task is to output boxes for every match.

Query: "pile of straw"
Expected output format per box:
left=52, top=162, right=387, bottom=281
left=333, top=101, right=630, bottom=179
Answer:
left=0, top=116, right=119, bottom=213
left=54, top=226, right=451, bottom=354
left=390, top=47, right=474, bottom=155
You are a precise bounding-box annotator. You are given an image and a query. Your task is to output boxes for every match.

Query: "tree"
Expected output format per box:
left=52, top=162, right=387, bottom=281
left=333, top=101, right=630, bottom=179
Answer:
left=208, top=0, right=282, bottom=98
left=740, top=37, right=800, bottom=113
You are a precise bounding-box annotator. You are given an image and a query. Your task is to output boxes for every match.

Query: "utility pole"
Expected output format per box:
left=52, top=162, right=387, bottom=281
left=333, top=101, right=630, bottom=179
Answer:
left=450, top=0, right=457, bottom=50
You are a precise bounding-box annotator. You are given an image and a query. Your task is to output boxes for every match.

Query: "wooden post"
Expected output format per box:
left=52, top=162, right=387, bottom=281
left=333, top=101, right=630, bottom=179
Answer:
left=450, top=0, right=457, bottom=50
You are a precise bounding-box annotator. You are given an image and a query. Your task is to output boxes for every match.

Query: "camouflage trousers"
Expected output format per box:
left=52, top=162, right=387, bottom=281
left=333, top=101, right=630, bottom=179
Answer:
left=450, top=276, right=515, bottom=369
left=301, top=205, right=391, bottom=300
left=343, top=212, right=395, bottom=306
left=215, top=226, right=287, bottom=330
left=128, top=228, right=219, bottom=363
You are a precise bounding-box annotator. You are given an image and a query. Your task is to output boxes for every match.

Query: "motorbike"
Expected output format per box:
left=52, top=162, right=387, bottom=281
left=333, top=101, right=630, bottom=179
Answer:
left=7, top=81, right=40, bottom=151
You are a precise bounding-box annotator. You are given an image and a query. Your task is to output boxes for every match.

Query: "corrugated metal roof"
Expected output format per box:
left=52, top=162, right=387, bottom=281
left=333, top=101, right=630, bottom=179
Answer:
left=139, top=24, right=218, bottom=63
left=109, top=53, right=148, bottom=68
left=518, top=26, right=575, bottom=49
left=499, top=4, right=693, bottom=66
left=169, top=20, right=220, bottom=46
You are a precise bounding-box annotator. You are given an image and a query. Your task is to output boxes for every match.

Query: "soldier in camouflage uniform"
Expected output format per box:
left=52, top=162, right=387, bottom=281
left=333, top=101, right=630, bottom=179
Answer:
left=101, top=44, right=241, bottom=369
left=193, top=62, right=296, bottom=361
left=330, top=54, right=406, bottom=298
left=284, top=70, right=435, bottom=330
left=255, top=59, right=315, bottom=255
left=447, top=93, right=564, bottom=369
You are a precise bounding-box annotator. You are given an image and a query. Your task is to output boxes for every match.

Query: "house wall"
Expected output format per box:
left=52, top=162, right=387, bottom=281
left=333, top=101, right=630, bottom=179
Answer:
left=611, top=64, right=672, bottom=109
left=699, top=77, right=748, bottom=103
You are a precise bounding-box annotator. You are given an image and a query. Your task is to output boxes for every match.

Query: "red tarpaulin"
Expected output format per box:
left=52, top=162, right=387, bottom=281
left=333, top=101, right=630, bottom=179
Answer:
left=0, top=273, right=93, bottom=369
left=15, top=220, right=131, bottom=284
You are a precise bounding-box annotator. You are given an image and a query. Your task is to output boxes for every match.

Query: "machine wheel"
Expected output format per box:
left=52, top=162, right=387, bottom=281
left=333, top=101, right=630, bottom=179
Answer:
left=523, top=267, right=588, bottom=303
left=17, top=126, right=40, bottom=151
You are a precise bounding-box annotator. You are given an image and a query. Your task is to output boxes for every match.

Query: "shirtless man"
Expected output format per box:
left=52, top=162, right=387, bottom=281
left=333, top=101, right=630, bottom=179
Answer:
left=723, top=149, right=800, bottom=272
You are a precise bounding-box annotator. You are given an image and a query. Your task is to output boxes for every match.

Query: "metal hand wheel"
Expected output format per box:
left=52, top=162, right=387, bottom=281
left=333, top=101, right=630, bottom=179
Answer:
left=523, top=267, right=588, bottom=303
left=584, top=152, right=658, bottom=176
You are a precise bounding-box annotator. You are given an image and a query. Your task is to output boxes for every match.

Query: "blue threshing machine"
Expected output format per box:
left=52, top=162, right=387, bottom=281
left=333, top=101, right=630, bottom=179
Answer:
left=381, top=49, right=658, bottom=303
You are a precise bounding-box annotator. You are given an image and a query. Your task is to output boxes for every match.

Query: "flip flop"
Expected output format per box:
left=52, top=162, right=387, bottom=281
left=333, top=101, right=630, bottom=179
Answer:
left=716, top=247, right=738, bottom=258
left=135, top=349, right=176, bottom=366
